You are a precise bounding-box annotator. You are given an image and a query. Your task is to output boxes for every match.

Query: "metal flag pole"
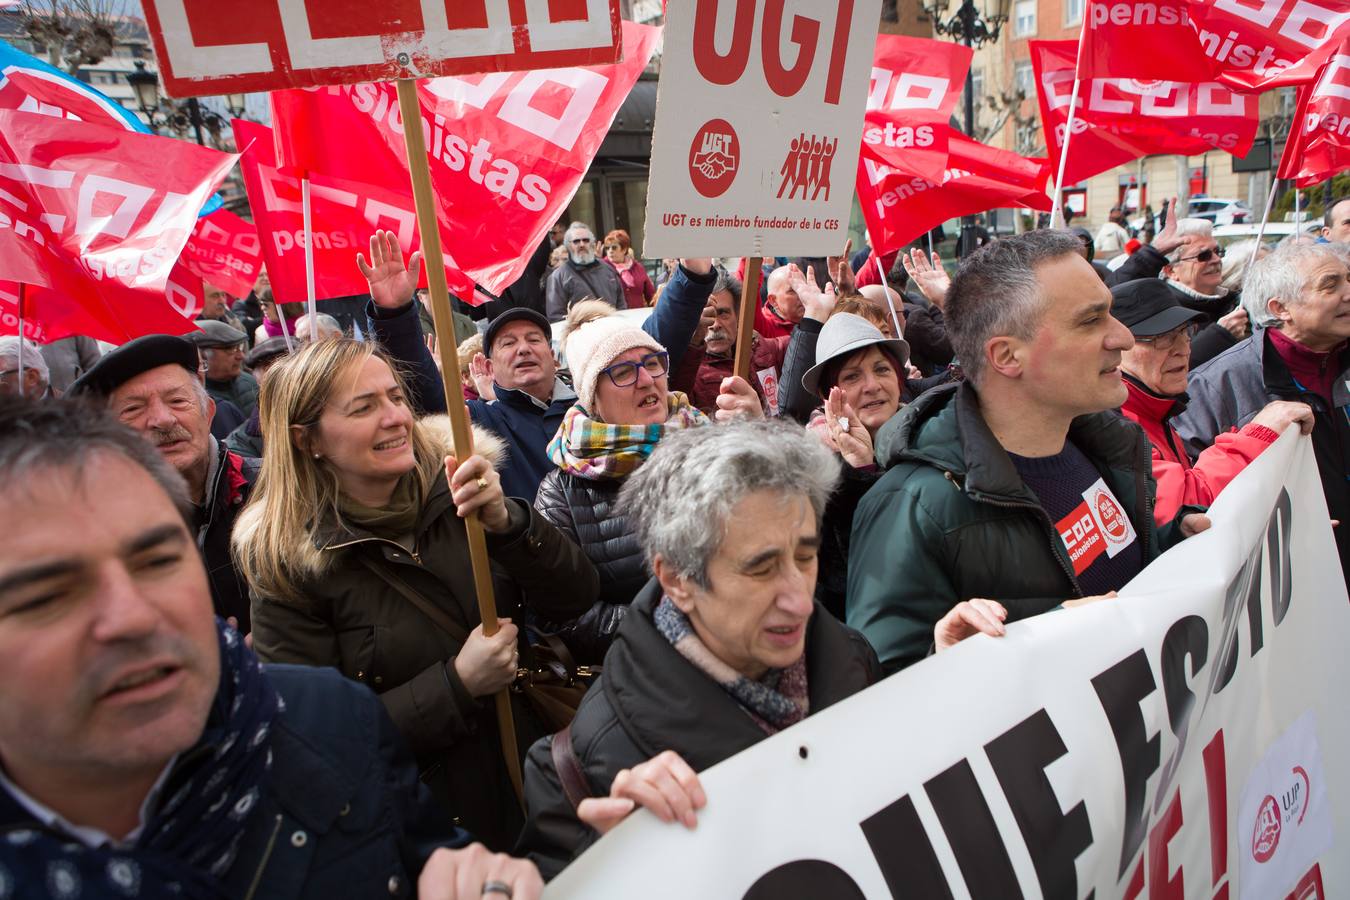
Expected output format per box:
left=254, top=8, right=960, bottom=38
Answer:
left=1050, top=27, right=1087, bottom=230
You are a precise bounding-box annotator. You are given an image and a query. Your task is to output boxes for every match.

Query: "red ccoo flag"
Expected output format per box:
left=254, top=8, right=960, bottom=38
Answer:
left=0, top=111, right=237, bottom=344
left=1278, top=36, right=1350, bottom=187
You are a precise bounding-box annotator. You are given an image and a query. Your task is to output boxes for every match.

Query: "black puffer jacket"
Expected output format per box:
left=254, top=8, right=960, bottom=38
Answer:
left=517, top=581, right=881, bottom=879
left=533, top=469, right=640, bottom=661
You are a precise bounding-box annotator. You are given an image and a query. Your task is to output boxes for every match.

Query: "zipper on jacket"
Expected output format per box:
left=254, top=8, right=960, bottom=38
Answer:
left=942, top=467, right=1084, bottom=597
left=242, top=813, right=284, bottom=900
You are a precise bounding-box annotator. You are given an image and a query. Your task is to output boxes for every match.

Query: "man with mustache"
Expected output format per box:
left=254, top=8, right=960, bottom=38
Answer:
left=672, top=267, right=792, bottom=415
left=544, top=223, right=625, bottom=321
left=0, top=396, right=545, bottom=899
left=849, top=231, right=1210, bottom=673
left=69, top=335, right=258, bottom=633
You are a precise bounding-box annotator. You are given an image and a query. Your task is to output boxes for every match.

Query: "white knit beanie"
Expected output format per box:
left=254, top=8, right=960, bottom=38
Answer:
left=566, top=315, right=666, bottom=412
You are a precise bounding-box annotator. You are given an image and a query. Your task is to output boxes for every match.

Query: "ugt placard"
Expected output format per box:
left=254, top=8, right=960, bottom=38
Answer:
left=140, top=0, right=622, bottom=98
left=643, top=0, right=880, bottom=258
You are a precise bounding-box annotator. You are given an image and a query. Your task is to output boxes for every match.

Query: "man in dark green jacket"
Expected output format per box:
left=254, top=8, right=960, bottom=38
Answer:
left=848, top=231, right=1209, bottom=673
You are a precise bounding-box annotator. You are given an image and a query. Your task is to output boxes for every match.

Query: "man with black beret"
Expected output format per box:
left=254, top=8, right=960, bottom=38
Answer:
left=69, top=334, right=260, bottom=632
left=1112, top=278, right=1313, bottom=527
left=224, top=337, right=293, bottom=459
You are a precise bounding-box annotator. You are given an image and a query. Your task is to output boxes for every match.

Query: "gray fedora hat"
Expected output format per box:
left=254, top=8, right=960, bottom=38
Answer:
left=801, top=313, right=911, bottom=398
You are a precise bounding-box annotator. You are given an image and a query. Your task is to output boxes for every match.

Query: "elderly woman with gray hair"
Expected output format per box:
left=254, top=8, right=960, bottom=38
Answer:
left=518, top=420, right=882, bottom=880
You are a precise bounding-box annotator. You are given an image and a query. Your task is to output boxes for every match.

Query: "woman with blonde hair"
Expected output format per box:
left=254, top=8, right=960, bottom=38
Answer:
left=233, top=336, right=598, bottom=850
left=601, top=229, right=655, bottom=309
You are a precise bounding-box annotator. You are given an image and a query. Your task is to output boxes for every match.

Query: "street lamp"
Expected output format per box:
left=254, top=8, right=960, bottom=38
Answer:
left=225, top=92, right=247, bottom=118
left=127, top=59, right=160, bottom=128
left=127, top=60, right=230, bottom=147
left=921, top=0, right=1009, bottom=250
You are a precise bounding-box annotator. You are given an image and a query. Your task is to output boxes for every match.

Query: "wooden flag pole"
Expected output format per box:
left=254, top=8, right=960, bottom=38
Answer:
left=733, top=256, right=763, bottom=381
left=395, top=78, right=524, bottom=807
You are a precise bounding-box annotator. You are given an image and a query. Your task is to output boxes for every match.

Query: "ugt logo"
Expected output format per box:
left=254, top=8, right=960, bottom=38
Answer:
left=689, top=118, right=739, bottom=198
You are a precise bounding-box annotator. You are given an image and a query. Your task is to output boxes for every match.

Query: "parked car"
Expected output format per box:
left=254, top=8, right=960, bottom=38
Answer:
left=1212, top=222, right=1319, bottom=247
left=1185, top=197, right=1252, bottom=225
left=1129, top=197, right=1253, bottom=231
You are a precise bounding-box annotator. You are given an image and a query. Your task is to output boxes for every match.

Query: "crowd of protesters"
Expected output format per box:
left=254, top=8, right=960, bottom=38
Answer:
left=1, top=195, right=1348, bottom=898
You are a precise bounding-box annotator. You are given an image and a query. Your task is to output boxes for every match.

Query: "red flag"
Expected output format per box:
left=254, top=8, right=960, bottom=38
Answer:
left=1278, top=38, right=1350, bottom=186
left=166, top=261, right=206, bottom=321
left=0, top=111, right=237, bottom=344
left=862, top=35, right=972, bottom=183
left=857, top=128, right=1052, bottom=255
left=1080, top=0, right=1348, bottom=91
left=180, top=208, right=263, bottom=300
left=268, top=21, right=659, bottom=298
left=1033, top=40, right=1259, bottom=186
left=233, top=118, right=478, bottom=306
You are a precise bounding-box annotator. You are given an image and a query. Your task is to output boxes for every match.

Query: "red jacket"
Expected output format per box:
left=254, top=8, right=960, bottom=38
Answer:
left=1120, top=377, right=1279, bottom=526
left=672, top=332, right=791, bottom=415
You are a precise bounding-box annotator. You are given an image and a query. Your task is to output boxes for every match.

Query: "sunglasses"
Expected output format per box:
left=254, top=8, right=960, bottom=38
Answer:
left=1177, top=247, right=1224, bottom=264
left=600, top=351, right=670, bottom=388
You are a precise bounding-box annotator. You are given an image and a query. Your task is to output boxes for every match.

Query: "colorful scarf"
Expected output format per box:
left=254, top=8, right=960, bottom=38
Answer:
left=0, top=622, right=280, bottom=899
left=654, top=597, right=809, bottom=734
left=547, top=393, right=708, bottom=481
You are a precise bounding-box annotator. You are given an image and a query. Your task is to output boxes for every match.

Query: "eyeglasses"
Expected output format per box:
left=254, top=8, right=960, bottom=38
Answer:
left=600, top=351, right=669, bottom=387
left=1177, top=247, right=1224, bottom=264
left=0, top=369, right=18, bottom=379
left=1135, top=322, right=1201, bottom=351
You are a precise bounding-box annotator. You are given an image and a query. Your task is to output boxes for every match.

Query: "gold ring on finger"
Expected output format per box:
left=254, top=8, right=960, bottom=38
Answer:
left=476, top=477, right=489, bottom=491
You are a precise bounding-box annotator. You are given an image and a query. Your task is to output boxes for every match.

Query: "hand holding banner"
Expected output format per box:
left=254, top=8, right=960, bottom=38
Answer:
left=545, top=430, right=1350, bottom=899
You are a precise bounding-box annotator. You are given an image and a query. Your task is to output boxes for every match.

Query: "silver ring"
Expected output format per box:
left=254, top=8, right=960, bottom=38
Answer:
left=837, top=416, right=850, bottom=434
left=482, top=881, right=512, bottom=898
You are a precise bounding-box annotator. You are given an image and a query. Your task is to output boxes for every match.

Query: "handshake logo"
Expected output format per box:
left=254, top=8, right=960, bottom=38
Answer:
left=688, top=119, right=740, bottom=198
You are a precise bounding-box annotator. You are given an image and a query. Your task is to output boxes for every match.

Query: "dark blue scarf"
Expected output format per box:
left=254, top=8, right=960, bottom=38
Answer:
left=0, top=621, right=279, bottom=898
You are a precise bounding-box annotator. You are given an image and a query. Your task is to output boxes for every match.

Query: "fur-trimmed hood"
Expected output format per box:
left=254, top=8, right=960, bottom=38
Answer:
left=418, top=414, right=509, bottom=470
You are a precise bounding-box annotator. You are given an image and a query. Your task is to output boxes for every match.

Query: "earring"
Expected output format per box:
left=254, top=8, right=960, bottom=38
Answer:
left=313, top=453, right=321, bottom=459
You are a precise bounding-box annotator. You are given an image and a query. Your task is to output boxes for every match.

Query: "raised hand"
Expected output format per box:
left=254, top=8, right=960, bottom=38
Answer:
left=902, top=248, right=951, bottom=308
left=826, top=237, right=856, bottom=295
left=1152, top=197, right=1192, bottom=257
left=824, top=387, right=874, bottom=469
left=469, top=352, right=496, bottom=402
left=357, top=230, right=424, bottom=309
left=792, top=264, right=837, bottom=323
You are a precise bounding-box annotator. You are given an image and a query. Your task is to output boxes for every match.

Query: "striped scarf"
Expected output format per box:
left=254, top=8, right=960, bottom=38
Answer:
left=653, top=597, right=809, bottom=734
left=547, top=393, right=708, bottom=481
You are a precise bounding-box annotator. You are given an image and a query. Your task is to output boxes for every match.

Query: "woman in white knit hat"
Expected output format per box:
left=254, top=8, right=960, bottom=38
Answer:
left=534, top=304, right=763, bottom=662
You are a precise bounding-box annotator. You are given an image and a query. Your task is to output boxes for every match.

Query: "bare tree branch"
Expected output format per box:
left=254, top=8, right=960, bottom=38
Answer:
left=18, top=0, right=126, bottom=74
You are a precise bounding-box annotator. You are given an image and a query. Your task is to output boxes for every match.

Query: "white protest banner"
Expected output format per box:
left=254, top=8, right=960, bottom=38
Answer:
left=547, top=429, right=1350, bottom=899
left=642, top=0, right=881, bottom=257
left=139, top=0, right=622, bottom=98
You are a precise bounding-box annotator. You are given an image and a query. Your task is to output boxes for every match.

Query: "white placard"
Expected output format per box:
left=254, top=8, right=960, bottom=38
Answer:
left=642, top=0, right=881, bottom=258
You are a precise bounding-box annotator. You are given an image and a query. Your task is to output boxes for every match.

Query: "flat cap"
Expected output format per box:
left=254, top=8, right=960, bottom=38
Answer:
left=245, top=335, right=291, bottom=369
left=68, top=335, right=199, bottom=398
left=187, top=319, right=248, bottom=348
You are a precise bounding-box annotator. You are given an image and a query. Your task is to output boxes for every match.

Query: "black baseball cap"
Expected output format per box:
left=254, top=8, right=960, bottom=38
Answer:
left=245, top=335, right=291, bottom=370
left=68, top=335, right=200, bottom=398
left=484, top=308, right=550, bottom=355
left=1110, top=279, right=1206, bottom=337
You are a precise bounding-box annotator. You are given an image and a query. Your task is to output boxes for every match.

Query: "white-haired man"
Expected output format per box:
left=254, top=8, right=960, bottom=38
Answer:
left=294, top=311, right=345, bottom=342
left=1177, top=241, right=1350, bottom=581
left=544, top=222, right=624, bottom=321
left=0, top=336, right=54, bottom=398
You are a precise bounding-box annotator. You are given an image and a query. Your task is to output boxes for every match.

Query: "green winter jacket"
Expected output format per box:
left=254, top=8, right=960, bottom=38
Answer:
left=847, top=381, right=1165, bottom=673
